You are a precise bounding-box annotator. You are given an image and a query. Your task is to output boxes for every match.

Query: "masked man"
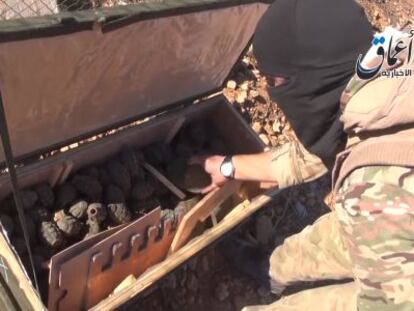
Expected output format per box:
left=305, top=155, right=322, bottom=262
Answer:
left=242, top=40, right=414, bottom=311
left=196, top=0, right=371, bottom=192
left=197, top=0, right=414, bottom=310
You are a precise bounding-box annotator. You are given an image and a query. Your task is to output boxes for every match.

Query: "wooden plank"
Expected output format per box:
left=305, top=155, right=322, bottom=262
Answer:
left=0, top=231, right=46, bottom=310
left=91, top=187, right=281, bottom=311
left=164, top=116, right=186, bottom=144
left=143, top=162, right=186, bottom=200
left=169, top=180, right=241, bottom=254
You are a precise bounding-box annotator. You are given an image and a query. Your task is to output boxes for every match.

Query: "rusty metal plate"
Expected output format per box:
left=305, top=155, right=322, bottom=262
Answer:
left=48, top=224, right=126, bottom=311
left=85, top=211, right=183, bottom=309
left=48, top=207, right=184, bottom=311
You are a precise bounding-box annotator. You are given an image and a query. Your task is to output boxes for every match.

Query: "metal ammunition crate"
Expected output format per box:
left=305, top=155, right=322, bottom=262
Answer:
left=0, top=1, right=275, bottom=309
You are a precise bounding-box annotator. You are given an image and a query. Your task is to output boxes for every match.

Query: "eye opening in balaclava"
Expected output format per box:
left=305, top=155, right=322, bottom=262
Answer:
left=253, top=0, right=372, bottom=167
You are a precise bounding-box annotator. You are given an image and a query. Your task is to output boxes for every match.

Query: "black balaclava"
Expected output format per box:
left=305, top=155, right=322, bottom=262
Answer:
left=253, top=0, right=372, bottom=166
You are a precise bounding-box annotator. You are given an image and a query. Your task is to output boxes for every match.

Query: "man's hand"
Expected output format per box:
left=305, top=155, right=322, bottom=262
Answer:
left=192, top=151, right=284, bottom=193
left=190, top=155, right=228, bottom=193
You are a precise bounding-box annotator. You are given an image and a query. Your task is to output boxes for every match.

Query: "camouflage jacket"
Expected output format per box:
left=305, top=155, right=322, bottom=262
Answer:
left=334, top=60, right=414, bottom=311
left=269, top=138, right=328, bottom=189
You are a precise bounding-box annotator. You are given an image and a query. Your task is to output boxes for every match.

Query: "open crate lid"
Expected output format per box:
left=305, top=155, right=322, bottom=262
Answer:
left=0, top=0, right=269, bottom=163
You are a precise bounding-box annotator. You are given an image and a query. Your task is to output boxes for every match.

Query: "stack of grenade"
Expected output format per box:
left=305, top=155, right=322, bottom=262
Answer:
left=0, top=122, right=223, bottom=293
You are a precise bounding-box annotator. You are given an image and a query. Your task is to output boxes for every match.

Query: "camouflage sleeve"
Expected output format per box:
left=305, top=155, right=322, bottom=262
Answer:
left=268, top=140, right=328, bottom=189
left=336, top=166, right=414, bottom=311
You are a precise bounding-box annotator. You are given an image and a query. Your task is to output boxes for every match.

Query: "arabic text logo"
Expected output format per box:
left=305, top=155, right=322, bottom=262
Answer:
left=356, top=28, right=413, bottom=80
left=372, top=36, right=385, bottom=46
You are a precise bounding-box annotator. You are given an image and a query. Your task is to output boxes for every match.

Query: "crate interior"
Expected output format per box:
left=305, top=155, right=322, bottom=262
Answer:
left=0, top=95, right=264, bottom=308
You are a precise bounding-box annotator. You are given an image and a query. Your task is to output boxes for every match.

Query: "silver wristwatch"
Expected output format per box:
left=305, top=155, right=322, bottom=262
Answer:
left=220, top=156, right=235, bottom=179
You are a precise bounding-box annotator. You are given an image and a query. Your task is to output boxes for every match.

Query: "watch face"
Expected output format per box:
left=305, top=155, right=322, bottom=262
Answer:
left=221, top=161, right=233, bottom=177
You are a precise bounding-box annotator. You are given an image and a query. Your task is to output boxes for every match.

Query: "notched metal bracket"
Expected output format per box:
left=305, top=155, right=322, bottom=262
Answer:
left=48, top=206, right=186, bottom=311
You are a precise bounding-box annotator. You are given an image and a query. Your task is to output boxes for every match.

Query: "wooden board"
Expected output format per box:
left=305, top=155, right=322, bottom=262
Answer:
left=143, top=162, right=186, bottom=200
left=169, top=180, right=241, bottom=253
left=0, top=230, right=46, bottom=310
left=91, top=187, right=281, bottom=311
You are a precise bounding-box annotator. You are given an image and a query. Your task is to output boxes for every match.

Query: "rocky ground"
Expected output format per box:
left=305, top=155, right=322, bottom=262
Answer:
left=356, top=0, right=413, bottom=30
left=127, top=1, right=412, bottom=311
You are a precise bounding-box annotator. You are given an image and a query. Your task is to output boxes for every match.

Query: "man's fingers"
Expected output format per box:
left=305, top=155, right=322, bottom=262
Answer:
left=201, top=183, right=218, bottom=194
